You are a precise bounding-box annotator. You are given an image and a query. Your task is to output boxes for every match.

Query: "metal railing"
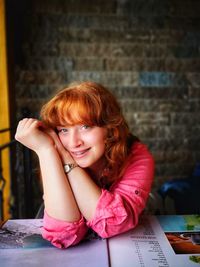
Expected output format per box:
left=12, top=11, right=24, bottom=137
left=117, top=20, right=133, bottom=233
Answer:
left=0, top=128, right=42, bottom=220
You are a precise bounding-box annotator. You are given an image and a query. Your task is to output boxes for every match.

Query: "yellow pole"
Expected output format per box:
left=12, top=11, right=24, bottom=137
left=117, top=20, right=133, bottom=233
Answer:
left=0, top=0, right=11, bottom=220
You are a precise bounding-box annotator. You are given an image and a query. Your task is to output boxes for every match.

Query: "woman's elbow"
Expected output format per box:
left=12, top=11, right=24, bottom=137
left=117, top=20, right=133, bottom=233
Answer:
left=90, top=215, right=137, bottom=239
left=42, top=222, right=88, bottom=249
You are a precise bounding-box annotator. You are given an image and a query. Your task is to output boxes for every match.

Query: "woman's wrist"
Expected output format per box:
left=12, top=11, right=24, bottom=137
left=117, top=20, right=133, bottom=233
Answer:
left=58, top=149, right=75, bottom=165
left=36, top=144, right=57, bottom=156
left=63, top=163, right=79, bottom=174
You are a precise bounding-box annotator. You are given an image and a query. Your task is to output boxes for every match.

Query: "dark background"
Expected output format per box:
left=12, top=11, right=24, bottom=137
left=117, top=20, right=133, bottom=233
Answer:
left=5, top=0, right=200, bottom=217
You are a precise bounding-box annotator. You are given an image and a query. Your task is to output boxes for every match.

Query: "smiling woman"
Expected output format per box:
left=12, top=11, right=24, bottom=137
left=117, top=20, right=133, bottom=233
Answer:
left=56, top=124, right=107, bottom=170
left=15, top=81, right=155, bottom=249
left=40, top=82, right=131, bottom=183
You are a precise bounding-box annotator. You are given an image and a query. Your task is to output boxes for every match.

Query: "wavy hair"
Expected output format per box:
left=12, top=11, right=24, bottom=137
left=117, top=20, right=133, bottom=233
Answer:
left=40, top=81, right=136, bottom=184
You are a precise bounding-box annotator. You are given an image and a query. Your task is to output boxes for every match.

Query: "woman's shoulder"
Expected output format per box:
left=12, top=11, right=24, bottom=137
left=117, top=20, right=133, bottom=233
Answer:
left=110, top=141, right=154, bottom=190
left=131, top=141, right=152, bottom=154
left=127, top=141, right=155, bottom=167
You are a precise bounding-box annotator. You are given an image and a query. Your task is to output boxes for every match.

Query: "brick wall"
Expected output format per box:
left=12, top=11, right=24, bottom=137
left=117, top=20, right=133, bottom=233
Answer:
left=14, top=0, right=200, bottom=190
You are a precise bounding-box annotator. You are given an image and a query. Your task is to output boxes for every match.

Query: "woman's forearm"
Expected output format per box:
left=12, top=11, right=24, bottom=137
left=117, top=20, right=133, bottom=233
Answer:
left=37, top=146, right=81, bottom=222
left=67, top=168, right=102, bottom=221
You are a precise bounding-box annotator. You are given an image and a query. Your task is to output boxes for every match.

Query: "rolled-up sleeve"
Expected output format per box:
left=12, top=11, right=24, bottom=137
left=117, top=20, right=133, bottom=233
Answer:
left=42, top=211, right=88, bottom=248
left=87, top=142, right=154, bottom=238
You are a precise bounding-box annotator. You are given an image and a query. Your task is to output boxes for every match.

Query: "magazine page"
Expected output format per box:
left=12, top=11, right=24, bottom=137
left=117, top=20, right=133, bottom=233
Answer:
left=0, top=219, right=109, bottom=267
left=108, top=215, right=200, bottom=267
left=157, top=215, right=200, bottom=265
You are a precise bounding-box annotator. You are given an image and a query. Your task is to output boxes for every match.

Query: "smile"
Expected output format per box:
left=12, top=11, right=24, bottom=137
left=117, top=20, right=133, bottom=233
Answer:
left=71, top=148, right=90, bottom=157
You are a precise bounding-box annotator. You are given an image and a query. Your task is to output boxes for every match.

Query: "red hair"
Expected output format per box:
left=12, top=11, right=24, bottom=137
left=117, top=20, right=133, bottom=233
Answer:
left=40, top=81, right=135, bottom=184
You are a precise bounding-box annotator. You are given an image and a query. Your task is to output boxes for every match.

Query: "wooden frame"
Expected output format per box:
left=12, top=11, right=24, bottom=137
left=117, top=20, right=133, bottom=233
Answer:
left=0, top=0, right=11, bottom=220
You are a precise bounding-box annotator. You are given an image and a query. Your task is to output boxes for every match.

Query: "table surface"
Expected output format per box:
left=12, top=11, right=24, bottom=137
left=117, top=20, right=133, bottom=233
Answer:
left=0, top=215, right=200, bottom=267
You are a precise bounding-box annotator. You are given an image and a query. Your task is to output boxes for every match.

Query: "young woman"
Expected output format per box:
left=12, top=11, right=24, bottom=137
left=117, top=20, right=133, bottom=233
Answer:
left=15, top=81, right=154, bottom=249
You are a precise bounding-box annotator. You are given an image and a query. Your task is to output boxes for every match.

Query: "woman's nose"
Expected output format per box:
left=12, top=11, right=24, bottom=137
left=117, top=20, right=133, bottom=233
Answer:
left=68, top=131, right=83, bottom=148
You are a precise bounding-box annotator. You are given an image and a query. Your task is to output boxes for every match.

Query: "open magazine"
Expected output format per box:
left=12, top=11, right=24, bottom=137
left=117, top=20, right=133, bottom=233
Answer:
left=109, top=215, right=200, bottom=267
left=0, top=215, right=200, bottom=267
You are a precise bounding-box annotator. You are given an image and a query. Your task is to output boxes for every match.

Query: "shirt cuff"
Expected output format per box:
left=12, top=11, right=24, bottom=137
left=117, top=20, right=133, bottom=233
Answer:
left=42, top=211, right=88, bottom=248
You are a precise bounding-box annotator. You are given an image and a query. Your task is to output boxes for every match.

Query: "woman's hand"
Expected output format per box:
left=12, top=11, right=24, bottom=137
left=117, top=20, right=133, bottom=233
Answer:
left=46, top=129, right=75, bottom=164
left=15, top=118, right=54, bottom=153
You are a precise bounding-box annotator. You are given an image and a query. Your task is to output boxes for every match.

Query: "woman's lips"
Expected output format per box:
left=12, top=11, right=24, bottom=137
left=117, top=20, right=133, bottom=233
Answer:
left=70, top=148, right=90, bottom=158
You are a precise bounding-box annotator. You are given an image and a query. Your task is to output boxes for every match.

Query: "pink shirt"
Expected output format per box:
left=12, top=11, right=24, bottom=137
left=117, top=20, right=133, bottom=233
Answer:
left=42, top=142, right=154, bottom=248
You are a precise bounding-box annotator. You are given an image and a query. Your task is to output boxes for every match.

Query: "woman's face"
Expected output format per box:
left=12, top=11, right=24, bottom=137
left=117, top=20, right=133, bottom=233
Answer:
left=56, top=124, right=107, bottom=171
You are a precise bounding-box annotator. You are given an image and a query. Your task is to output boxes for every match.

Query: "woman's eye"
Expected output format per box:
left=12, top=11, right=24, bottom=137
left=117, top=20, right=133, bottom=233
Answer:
left=81, top=125, right=90, bottom=130
left=57, top=128, right=68, bottom=133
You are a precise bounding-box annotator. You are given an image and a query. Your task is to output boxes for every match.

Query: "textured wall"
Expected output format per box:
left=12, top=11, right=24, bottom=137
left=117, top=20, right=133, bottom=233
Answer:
left=14, top=0, right=200, bottom=190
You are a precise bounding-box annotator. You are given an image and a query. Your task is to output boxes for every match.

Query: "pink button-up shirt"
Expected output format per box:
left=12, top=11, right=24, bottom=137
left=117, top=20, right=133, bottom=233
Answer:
left=42, top=142, right=154, bottom=248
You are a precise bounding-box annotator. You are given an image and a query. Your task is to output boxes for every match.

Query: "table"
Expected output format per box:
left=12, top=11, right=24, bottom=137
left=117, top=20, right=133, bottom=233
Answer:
left=0, top=215, right=200, bottom=267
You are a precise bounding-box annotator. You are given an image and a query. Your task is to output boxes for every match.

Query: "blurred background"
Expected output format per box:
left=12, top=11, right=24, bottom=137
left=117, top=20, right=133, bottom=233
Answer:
left=0, top=0, right=200, bottom=220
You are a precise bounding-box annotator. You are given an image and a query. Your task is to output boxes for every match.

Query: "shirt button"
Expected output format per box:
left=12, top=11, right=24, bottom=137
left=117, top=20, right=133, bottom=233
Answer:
left=135, top=190, right=139, bottom=195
